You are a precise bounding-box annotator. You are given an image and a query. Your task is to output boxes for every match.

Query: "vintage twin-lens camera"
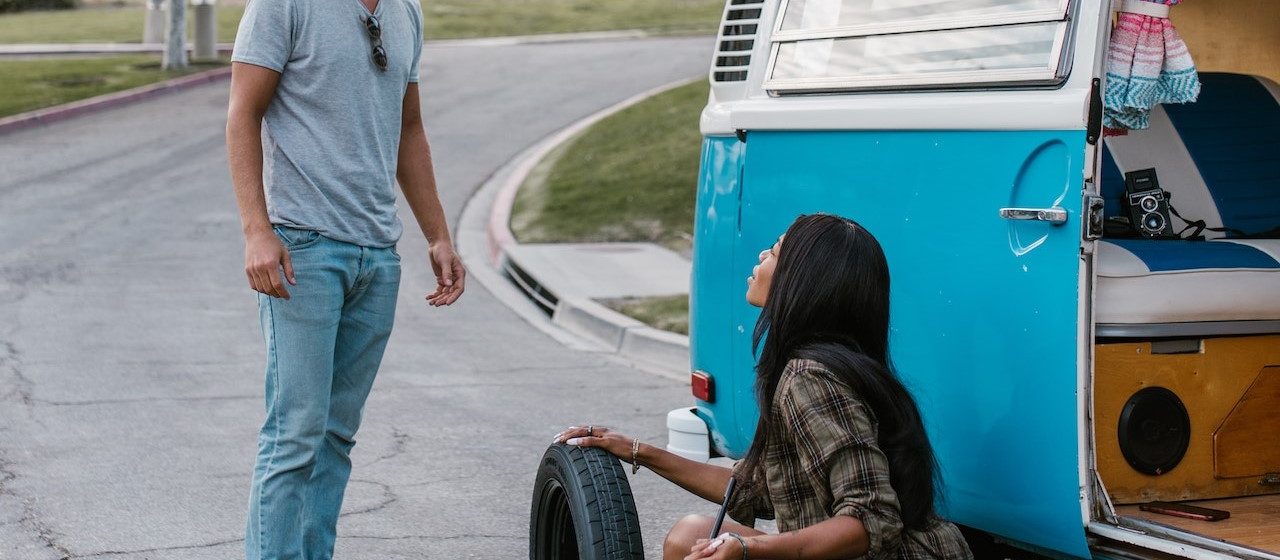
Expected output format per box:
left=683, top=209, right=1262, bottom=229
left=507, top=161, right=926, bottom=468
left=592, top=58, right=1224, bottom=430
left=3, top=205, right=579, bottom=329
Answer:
left=1125, top=168, right=1176, bottom=238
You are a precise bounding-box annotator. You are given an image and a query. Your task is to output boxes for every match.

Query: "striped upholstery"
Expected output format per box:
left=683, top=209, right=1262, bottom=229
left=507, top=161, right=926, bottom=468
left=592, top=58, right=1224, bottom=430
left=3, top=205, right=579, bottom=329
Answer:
left=1096, top=239, right=1280, bottom=326
left=1097, top=74, right=1280, bottom=329
left=1163, top=74, right=1280, bottom=237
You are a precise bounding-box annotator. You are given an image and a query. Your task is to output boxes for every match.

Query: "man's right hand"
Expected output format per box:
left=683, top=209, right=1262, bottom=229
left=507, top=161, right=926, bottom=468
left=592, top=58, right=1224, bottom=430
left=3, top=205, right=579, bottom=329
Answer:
left=244, top=228, right=295, bottom=299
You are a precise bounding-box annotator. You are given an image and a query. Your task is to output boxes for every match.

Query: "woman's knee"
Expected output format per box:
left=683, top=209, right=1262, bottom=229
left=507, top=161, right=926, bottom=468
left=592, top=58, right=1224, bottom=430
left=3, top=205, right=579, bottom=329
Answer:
left=663, top=515, right=713, bottom=557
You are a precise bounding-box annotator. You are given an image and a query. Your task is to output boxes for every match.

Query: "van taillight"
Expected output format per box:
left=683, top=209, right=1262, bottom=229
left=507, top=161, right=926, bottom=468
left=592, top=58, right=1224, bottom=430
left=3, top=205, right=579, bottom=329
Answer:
left=692, top=371, right=714, bottom=403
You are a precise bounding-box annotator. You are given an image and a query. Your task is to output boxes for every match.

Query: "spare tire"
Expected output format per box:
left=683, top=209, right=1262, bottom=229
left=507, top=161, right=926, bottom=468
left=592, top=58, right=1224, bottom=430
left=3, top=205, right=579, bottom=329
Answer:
left=529, top=443, right=644, bottom=560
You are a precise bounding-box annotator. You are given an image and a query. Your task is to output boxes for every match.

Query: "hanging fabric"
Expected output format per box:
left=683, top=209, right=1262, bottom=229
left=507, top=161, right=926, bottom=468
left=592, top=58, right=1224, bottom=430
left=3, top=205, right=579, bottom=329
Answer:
left=1103, top=0, right=1200, bottom=131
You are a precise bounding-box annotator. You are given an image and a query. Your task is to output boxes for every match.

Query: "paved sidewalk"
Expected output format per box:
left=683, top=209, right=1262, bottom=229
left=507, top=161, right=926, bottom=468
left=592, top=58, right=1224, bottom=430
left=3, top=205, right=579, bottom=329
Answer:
left=505, top=242, right=689, bottom=301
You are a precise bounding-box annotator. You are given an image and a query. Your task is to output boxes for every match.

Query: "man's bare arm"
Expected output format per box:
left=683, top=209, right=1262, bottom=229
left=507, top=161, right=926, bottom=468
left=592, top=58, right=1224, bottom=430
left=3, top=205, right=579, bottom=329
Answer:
left=226, top=62, right=294, bottom=299
left=397, top=83, right=465, bottom=306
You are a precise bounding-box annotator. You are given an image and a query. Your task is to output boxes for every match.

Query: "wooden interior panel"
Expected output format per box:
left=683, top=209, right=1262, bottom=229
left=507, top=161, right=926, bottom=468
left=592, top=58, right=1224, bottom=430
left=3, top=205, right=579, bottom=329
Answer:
left=1215, top=366, right=1280, bottom=478
left=1171, top=0, right=1280, bottom=84
left=1095, top=335, right=1280, bottom=503
left=1116, top=494, right=1280, bottom=553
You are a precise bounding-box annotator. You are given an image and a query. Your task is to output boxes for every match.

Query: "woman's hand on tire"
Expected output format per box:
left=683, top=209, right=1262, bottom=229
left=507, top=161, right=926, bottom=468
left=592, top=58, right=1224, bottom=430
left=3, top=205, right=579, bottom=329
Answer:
left=553, top=425, right=632, bottom=462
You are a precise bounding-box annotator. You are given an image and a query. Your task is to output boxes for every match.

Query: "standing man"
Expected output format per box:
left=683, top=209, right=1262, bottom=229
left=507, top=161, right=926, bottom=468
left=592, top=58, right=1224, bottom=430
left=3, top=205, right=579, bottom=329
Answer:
left=225, top=0, right=464, bottom=556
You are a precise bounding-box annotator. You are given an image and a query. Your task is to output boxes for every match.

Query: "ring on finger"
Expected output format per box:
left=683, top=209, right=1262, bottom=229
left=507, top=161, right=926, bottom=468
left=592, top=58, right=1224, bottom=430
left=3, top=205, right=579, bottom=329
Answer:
left=587, top=425, right=594, bottom=437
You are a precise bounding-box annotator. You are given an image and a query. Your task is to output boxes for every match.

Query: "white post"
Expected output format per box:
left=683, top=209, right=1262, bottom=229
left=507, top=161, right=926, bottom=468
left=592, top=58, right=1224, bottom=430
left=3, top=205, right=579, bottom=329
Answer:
left=163, top=0, right=188, bottom=70
left=192, top=0, right=217, bottom=62
left=143, top=0, right=166, bottom=44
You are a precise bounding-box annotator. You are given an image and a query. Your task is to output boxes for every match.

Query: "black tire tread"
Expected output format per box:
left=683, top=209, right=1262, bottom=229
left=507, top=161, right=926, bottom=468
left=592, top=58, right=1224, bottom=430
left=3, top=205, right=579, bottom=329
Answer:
left=530, top=444, right=644, bottom=560
left=578, top=445, right=642, bottom=556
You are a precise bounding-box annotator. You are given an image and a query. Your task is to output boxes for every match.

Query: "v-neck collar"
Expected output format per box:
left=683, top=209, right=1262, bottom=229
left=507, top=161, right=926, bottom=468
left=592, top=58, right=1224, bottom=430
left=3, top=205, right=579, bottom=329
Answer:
left=354, top=0, right=381, bottom=17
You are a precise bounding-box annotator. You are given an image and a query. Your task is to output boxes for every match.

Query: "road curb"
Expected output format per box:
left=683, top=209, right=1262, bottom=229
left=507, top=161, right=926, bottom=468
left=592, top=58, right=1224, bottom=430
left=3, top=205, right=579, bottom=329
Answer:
left=552, top=296, right=643, bottom=350
left=0, top=65, right=232, bottom=136
left=552, top=297, right=690, bottom=374
left=477, top=77, right=699, bottom=376
left=621, top=326, right=690, bottom=374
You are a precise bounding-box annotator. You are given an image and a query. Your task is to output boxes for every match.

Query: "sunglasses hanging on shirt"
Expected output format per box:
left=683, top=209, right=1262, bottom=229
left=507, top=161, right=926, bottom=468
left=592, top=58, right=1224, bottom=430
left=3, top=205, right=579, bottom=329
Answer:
left=364, top=15, right=388, bottom=71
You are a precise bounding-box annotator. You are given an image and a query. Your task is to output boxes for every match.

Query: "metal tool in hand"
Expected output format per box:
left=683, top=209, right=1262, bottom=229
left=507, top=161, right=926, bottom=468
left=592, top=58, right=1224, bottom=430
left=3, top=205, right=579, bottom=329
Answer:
left=708, top=477, right=737, bottom=539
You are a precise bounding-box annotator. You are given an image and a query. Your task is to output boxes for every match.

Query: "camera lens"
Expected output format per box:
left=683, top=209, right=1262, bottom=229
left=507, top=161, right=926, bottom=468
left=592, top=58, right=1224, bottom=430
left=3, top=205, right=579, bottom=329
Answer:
left=1143, top=213, right=1166, bottom=233
left=1140, top=196, right=1159, bottom=213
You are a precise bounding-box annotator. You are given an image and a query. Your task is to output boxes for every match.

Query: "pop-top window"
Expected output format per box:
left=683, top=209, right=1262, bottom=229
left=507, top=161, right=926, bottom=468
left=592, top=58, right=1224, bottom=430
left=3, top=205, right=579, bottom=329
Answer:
left=766, top=0, right=1075, bottom=93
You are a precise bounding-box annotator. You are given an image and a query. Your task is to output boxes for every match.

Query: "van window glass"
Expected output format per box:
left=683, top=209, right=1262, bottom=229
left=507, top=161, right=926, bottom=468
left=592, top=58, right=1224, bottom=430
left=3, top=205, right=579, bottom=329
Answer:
left=767, top=0, right=1073, bottom=92
left=778, top=0, right=1066, bottom=34
left=773, top=22, right=1059, bottom=81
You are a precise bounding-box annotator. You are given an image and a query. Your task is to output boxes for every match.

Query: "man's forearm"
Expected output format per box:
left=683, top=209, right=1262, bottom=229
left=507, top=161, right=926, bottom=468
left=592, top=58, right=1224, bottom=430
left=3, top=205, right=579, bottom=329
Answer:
left=226, top=113, right=272, bottom=238
left=396, top=125, right=451, bottom=244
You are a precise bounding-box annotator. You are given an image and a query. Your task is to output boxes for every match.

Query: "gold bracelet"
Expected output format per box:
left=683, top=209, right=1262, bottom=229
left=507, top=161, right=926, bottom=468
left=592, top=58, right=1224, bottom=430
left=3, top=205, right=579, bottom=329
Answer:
left=631, top=438, right=641, bottom=474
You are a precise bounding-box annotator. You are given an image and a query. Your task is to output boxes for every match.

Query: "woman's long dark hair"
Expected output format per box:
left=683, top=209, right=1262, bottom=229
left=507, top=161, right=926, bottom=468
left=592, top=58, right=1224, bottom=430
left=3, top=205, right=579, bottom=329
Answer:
left=739, top=214, right=940, bottom=530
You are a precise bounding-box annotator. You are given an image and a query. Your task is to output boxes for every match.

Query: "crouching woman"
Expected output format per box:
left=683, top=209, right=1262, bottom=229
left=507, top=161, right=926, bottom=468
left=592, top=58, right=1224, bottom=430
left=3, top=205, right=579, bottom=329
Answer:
left=556, top=214, right=973, bottom=559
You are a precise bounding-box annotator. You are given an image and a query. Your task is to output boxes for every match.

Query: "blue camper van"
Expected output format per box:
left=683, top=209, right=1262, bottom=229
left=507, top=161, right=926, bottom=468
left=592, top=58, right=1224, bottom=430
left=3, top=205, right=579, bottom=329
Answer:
left=661, top=0, right=1280, bottom=558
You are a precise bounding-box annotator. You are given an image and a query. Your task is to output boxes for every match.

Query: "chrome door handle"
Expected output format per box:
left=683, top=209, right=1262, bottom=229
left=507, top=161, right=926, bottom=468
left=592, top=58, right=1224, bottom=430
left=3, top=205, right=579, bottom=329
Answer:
left=999, top=206, right=1067, bottom=225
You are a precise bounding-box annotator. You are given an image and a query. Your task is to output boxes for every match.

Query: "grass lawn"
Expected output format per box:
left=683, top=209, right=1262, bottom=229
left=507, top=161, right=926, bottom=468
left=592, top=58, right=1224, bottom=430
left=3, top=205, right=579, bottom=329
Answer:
left=0, top=0, right=722, bottom=44
left=601, top=295, right=689, bottom=335
left=0, top=55, right=225, bottom=117
left=510, top=79, right=707, bottom=254
left=0, top=5, right=245, bottom=44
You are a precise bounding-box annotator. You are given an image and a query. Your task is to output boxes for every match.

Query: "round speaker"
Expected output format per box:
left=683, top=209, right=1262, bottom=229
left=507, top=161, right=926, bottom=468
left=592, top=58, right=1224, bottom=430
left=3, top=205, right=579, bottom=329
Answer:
left=1118, top=387, right=1190, bottom=476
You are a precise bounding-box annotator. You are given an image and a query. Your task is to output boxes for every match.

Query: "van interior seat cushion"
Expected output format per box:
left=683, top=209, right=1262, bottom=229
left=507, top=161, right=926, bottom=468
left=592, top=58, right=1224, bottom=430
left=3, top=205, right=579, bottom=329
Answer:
left=1162, top=73, right=1280, bottom=237
left=1096, top=239, right=1280, bottom=325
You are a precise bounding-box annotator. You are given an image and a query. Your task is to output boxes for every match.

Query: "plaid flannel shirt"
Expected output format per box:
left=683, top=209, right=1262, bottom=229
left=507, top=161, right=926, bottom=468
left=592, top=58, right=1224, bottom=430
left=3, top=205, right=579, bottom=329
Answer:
left=727, top=359, right=973, bottom=560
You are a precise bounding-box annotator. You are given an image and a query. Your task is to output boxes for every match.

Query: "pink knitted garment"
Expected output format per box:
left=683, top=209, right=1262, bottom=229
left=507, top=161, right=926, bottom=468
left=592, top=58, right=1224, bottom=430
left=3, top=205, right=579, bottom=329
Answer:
left=1103, top=0, right=1200, bottom=130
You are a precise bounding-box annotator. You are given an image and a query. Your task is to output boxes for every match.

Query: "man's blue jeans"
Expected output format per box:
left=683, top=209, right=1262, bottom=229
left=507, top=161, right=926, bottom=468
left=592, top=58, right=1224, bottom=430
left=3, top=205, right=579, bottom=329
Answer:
left=246, top=226, right=400, bottom=560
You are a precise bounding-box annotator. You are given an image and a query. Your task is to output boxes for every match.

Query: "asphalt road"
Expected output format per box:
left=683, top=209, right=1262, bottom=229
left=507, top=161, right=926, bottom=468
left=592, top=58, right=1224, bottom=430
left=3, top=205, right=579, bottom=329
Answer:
left=0, top=36, right=715, bottom=559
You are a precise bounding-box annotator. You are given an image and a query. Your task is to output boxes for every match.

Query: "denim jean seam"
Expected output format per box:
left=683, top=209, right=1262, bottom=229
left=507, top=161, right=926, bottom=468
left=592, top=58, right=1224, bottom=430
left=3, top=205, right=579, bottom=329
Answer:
left=286, top=235, right=323, bottom=250
left=258, top=294, right=284, bottom=560
left=273, top=226, right=324, bottom=251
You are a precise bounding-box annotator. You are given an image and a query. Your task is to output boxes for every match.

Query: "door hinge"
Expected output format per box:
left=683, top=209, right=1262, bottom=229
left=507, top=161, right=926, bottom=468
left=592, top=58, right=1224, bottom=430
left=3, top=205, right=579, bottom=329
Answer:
left=1087, top=77, right=1103, bottom=146
left=1085, top=195, right=1105, bottom=240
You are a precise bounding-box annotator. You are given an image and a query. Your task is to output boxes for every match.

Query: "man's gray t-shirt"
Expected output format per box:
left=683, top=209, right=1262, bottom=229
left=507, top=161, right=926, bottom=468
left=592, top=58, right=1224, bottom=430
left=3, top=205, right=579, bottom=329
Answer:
left=232, top=0, right=423, bottom=248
